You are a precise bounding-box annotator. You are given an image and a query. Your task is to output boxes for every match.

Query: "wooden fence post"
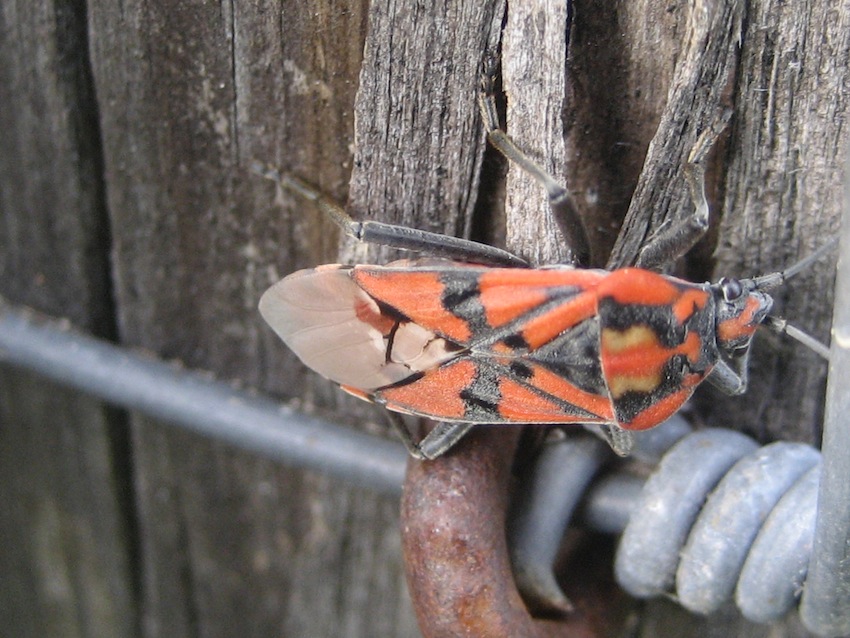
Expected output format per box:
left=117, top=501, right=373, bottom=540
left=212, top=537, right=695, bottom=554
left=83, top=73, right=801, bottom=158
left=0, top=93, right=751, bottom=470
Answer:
left=1, top=0, right=846, bottom=636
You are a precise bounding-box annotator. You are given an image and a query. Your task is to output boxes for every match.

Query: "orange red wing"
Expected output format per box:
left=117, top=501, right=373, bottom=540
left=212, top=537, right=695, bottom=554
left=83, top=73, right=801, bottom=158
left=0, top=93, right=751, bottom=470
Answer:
left=263, top=261, right=618, bottom=424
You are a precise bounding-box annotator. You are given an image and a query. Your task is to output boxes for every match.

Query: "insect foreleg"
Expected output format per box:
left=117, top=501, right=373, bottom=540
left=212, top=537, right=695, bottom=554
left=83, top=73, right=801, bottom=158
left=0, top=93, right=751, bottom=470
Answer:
left=705, top=357, right=748, bottom=396
left=634, top=161, right=710, bottom=270
left=478, top=71, right=590, bottom=265
left=634, top=111, right=732, bottom=270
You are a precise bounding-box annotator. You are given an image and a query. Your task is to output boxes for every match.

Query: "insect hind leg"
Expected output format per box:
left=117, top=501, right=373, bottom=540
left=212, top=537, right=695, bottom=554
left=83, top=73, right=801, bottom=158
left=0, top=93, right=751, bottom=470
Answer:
left=384, top=411, right=474, bottom=460
left=585, top=423, right=634, bottom=457
left=253, top=162, right=527, bottom=268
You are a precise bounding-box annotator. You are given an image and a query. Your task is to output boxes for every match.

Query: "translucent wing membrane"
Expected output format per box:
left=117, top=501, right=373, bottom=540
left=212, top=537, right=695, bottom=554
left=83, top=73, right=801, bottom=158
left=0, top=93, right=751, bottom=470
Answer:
left=259, top=266, right=460, bottom=390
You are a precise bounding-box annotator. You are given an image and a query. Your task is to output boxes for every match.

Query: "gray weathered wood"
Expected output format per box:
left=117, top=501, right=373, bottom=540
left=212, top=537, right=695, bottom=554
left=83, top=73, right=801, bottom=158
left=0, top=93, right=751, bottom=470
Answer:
left=2, top=0, right=846, bottom=635
left=502, top=0, right=574, bottom=265
left=565, top=1, right=692, bottom=265
left=87, top=1, right=418, bottom=636
left=0, top=370, right=137, bottom=638
left=0, top=1, right=137, bottom=636
left=346, top=0, right=506, bottom=263
left=0, top=0, right=112, bottom=333
left=607, top=0, right=744, bottom=270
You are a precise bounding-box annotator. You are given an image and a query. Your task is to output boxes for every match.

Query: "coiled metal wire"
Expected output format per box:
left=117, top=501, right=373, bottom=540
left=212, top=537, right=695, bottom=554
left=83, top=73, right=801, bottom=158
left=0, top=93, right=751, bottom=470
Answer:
left=2, top=299, right=848, bottom=634
left=511, top=416, right=841, bottom=630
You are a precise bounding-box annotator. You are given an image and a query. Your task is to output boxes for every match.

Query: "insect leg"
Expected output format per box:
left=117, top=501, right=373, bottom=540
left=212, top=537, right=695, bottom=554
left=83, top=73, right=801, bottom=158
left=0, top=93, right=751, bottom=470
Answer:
left=384, top=411, right=474, bottom=460
left=634, top=111, right=732, bottom=270
left=705, top=357, right=748, bottom=395
left=383, top=411, right=429, bottom=459
left=253, top=163, right=528, bottom=267
left=634, top=163, right=710, bottom=270
left=594, top=423, right=634, bottom=457
left=478, top=71, right=590, bottom=265
left=417, top=422, right=476, bottom=459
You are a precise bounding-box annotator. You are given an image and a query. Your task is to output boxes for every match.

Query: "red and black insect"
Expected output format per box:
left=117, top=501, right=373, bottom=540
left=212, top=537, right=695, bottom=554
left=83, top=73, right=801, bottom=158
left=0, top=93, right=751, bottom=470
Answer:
left=258, top=80, right=831, bottom=459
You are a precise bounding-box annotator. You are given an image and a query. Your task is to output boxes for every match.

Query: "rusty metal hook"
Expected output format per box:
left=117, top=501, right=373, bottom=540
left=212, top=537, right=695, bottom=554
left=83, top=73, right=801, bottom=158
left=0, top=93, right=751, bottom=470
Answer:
left=400, top=425, right=624, bottom=637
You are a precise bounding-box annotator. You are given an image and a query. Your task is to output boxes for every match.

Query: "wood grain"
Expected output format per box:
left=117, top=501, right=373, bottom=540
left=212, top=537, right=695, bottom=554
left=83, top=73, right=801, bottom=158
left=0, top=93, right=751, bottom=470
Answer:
left=0, top=1, right=135, bottom=635
left=1, top=0, right=847, bottom=635
left=87, top=1, right=417, bottom=636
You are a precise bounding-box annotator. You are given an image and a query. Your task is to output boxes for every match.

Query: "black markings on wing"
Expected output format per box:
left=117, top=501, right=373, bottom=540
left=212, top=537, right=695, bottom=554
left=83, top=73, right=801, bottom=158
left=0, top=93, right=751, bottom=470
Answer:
left=439, top=271, right=490, bottom=335
left=433, top=273, right=609, bottom=413
left=460, top=360, right=502, bottom=420
left=502, top=333, right=530, bottom=351
left=528, top=319, right=606, bottom=395
left=458, top=357, right=606, bottom=423
left=509, top=360, right=534, bottom=380
left=447, top=279, right=591, bottom=352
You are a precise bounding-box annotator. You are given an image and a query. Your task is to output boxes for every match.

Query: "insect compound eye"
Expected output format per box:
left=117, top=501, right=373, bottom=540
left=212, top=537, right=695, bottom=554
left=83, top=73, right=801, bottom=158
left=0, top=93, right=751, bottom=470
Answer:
left=720, top=277, right=744, bottom=302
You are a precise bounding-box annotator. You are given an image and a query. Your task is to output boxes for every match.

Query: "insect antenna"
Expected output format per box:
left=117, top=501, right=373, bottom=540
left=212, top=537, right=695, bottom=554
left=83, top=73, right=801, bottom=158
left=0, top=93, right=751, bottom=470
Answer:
left=746, top=238, right=837, bottom=359
left=762, top=316, right=831, bottom=361
left=751, top=237, right=838, bottom=291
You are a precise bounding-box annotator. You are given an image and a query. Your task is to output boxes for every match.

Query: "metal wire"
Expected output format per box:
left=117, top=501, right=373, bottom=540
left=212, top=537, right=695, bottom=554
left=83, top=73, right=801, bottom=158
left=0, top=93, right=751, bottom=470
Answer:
left=1, top=297, right=847, bottom=633
left=509, top=423, right=842, bottom=632
left=0, top=297, right=639, bottom=516
left=799, top=172, right=850, bottom=636
left=615, top=429, right=825, bottom=624
left=0, top=299, right=407, bottom=495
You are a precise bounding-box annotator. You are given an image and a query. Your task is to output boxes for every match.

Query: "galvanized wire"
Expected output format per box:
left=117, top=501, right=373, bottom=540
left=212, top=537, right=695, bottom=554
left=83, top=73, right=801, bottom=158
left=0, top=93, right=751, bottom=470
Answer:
left=799, top=167, right=850, bottom=636
left=0, top=299, right=407, bottom=495
left=614, top=428, right=825, bottom=624
left=512, top=423, right=841, bottom=632
left=1, top=297, right=847, bottom=633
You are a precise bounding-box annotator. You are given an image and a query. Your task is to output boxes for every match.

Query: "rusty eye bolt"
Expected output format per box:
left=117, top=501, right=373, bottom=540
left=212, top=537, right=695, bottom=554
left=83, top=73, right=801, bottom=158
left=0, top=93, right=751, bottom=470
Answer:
left=400, top=424, right=626, bottom=638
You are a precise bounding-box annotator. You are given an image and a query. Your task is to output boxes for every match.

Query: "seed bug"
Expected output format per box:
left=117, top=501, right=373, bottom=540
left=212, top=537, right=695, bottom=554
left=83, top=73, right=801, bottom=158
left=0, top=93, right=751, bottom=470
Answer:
left=257, top=75, right=833, bottom=460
